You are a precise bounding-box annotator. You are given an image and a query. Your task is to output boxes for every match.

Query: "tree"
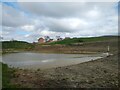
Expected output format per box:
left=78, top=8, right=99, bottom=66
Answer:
left=44, top=36, right=50, bottom=42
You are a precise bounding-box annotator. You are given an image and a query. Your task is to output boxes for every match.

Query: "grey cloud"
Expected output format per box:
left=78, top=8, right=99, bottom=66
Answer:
left=19, top=2, right=86, bottom=18
left=0, top=4, right=2, bottom=25
left=42, top=18, right=76, bottom=32
left=2, top=4, right=33, bottom=27
left=2, top=26, right=17, bottom=40
left=19, top=2, right=117, bottom=32
left=19, top=2, right=116, bottom=18
left=24, top=33, right=41, bottom=42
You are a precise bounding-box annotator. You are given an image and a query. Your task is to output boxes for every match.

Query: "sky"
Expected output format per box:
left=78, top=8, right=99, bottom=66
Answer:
left=1, top=1, right=119, bottom=42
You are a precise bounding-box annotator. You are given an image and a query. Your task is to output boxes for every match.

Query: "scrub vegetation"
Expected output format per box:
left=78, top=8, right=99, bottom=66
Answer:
left=2, top=63, right=18, bottom=88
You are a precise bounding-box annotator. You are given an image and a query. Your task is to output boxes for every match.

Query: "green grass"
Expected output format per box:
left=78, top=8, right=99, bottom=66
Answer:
left=0, top=62, right=2, bottom=89
left=49, top=38, right=83, bottom=45
left=49, top=36, right=111, bottom=45
left=2, top=63, right=19, bottom=88
left=2, top=41, right=34, bottom=50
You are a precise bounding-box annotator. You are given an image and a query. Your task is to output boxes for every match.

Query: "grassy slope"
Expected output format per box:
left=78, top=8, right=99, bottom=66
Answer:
left=2, top=62, right=19, bottom=88
left=2, top=41, right=34, bottom=50
left=49, top=36, right=116, bottom=45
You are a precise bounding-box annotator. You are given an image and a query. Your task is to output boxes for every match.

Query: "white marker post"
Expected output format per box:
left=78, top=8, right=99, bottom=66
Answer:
left=108, top=45, right=110, bottom=52
left=107, top=45, right=110, bottom=56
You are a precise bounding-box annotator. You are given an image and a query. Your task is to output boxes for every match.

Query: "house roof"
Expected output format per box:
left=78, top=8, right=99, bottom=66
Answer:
left=38, top=38, right=44, bottom=40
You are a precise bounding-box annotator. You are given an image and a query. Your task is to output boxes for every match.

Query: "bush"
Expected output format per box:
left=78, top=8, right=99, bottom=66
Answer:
left=2, top=41, right=34, bottom=50
left=2, top=63, right=18, bottom=88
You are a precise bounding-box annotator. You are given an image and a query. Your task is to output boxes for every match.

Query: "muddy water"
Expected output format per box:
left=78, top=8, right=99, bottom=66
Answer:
left=2, top=52, right=107, bottom=69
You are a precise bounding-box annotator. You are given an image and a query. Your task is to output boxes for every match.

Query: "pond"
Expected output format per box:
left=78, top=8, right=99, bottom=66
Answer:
left=2, top=52, right=107, bottom=69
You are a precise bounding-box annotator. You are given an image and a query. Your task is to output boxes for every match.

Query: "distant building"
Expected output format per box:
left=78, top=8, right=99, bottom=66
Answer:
left=38, top=38, right=45, bottom=43
left=48, top=39, right=53, bottom=42
left=56, top=36, right=63, bottom=41
left=57, top=38, right=63, bottom=41
left=33, top=42, right=37, bottom=44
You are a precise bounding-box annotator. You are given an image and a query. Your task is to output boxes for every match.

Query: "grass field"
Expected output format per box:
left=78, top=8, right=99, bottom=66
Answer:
left=2, top=41, right=34, bottom=50
left=0, top=62, right=2, bottom=89
left=2, top=63, right=18, bottom=88
left=49, top=36, right=116, bottom=45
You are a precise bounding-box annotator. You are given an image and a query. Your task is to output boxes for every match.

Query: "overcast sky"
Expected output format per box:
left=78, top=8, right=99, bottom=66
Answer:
left=1, top=1, right=118, bottom=42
